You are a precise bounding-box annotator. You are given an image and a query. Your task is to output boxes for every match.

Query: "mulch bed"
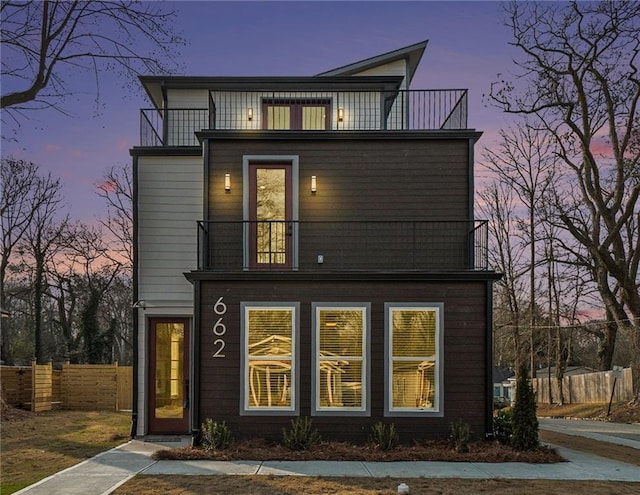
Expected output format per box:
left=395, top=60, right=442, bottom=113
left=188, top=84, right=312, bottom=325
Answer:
left=153, top=438, right=564, bottom=464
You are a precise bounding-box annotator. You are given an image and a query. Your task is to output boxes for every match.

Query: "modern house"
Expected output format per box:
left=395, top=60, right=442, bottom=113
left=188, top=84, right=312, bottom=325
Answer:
left=131, top=40, right=500, bottom=443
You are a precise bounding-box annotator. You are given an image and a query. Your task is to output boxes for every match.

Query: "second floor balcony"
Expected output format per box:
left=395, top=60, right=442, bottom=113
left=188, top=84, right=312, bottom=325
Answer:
left=140, top=89, right=468, bottom=146
left=197, top=220, right=488, bottom=272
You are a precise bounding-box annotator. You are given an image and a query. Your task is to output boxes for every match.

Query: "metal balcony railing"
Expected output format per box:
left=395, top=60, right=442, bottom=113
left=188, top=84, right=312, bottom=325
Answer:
left=139, top=89, right=468, bottom=146
left=197, top=220, right=488, bottom=272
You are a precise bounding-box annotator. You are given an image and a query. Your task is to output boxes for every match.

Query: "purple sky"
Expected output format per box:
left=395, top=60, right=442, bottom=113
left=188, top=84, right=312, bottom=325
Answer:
left=2, top=1, right=517, bottom=223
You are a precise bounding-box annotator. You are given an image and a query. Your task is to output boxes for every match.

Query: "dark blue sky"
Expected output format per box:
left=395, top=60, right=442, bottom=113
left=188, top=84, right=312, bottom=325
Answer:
left=2, top=1, right=516, bottom=222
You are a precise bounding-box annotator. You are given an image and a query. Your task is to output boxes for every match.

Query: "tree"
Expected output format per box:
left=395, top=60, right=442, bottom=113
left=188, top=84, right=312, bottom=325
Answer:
left=490, top=1, right=640, bottom=395
left=1, top=0, right=185, bottom=119
left=0, top=158, right=63, bottom=364
left=481, top=123, right=557, bottom=375
left=511, top=364, right=539, bottom=451
left=96, top=165, right=133, bottom=268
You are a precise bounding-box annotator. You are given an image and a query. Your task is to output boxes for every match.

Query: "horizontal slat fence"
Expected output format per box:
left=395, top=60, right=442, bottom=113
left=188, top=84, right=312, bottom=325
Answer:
left=32, top=362, right=53, bottom=412
left=1, top=365, right=32, bottom=406
left=1, top=362, right=132, bottom=412
left=533, top=367, right=633, bottom=404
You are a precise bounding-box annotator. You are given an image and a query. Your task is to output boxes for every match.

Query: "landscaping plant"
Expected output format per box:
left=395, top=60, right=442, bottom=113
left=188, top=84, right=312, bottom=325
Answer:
left=281, top=416, right=321, bottom=451
left=449, top=418, right=471, bottom=453
left=511, top=367, right=539, bottom=451
left=493, top=408, right=514, bottom=445
left=369, top=421, right=399, bottom=451
left=200, top=418, right=233, bottom=451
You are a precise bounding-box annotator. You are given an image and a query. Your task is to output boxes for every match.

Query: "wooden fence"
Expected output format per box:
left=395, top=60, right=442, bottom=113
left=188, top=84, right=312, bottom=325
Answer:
left=533, top=367, right=634, bottom=404
left=1, top=362, right=132, bottom=412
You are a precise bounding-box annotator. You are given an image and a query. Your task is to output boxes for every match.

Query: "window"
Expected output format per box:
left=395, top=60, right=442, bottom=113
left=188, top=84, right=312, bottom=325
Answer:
left=263, top=99, right=330, bottom=130
left=241, top=303, right=299, bottom=414
left=385, top=303, right=443, bottom=416
left=312, top=304, right=370, bottom=415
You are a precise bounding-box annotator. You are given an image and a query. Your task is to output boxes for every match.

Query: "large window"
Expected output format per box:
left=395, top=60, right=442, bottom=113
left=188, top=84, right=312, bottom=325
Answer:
left=385, top=304, right=443, bottom=416
left=312, top=304, right=370, bottom=415
left=263, top=99, right=330, bottom=130
left=241, top=303, right=299, bottom=414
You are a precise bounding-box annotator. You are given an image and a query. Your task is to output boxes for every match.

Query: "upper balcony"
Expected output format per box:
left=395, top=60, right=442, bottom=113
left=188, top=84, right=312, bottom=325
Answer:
left=139, top=89, right=468, bottom=146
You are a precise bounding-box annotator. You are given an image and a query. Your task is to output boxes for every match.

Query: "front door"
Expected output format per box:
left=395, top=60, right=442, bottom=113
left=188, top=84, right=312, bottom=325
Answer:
left=249, top=163, right=293, bottom=269
left=149, top=318, right=190, bottom=434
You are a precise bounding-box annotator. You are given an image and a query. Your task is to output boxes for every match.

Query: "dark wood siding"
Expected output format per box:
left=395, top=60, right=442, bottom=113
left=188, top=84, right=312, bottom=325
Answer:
left=208, top=138, right=470, bottom=222
left=197, top=278, right=488, bottom=443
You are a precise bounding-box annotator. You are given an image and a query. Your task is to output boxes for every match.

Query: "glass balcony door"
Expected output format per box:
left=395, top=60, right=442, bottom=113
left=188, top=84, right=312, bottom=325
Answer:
left=249, top=164, right=293, bottom=269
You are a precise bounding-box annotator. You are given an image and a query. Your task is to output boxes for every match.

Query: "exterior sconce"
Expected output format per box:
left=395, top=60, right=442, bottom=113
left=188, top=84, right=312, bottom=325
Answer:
left=338, top=107, right=344, bottom=122
left=247, top=108, right=253, bottom=121
left=311, top=175, right=317, bottom=193
left=224, top=173, right=231, bottom=191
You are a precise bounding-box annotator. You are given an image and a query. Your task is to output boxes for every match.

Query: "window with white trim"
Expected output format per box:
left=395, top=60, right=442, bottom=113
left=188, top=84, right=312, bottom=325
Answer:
left=312, top=304, right=369, bottom=415
left=241, top=304, right=298, bottom=414
left=385, top=304, right=443, bottom=416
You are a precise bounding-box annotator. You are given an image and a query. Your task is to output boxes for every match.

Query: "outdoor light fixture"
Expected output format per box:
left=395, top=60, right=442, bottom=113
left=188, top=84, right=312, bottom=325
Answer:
left=311, top=175, right=317, bottom=193
left=247, top=108, right=253, bottom=121
left=224, top=173, right=231, bottom=191
left=338, top=107, right=344, bottom=122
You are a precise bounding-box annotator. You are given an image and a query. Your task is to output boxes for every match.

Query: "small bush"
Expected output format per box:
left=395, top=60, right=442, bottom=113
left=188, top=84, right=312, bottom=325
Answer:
left=512, top=367, right=539, bottom=451
left=369, top=421, right=399, bottom=451
left=282, top=416, right=321, bottom=451
left=449, top=418, right=471, bottom=453
left=493, top=408, right=514, bottom=445
left=201, top=418, right=233, bottom=451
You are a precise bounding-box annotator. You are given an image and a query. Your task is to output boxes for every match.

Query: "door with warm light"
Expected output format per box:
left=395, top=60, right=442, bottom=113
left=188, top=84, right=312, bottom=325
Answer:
left=149, top=318, right=190, bottom=434
left=249, top=163, right=293, bottom=269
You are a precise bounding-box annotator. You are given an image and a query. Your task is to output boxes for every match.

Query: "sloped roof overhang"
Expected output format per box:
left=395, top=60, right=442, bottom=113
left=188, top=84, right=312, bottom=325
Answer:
left=140, top=75, right=404, bottom=110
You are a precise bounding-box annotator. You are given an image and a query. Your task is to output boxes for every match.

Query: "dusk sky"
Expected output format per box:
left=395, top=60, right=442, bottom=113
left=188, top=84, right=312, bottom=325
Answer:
left=2, top=1, right=518, bottom=224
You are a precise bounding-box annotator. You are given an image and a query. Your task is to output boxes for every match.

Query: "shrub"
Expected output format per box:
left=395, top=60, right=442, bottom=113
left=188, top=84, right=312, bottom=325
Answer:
left=448, top=418, right=471, bottom=453
left=369, top=421, right=399, bottom=451
left=511, top=367, right=539, bottom=451
left=200, top=418, right=233, bottom=451
left=282, top=416, right=321, bottom=451
left=493, top=408, right=514, bottom=445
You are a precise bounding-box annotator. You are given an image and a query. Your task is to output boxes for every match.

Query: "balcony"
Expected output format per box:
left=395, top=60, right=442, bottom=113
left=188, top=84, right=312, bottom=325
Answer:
left=197, top=220, right=488, bottom=272
left=140, top=89, right=468, bottom=146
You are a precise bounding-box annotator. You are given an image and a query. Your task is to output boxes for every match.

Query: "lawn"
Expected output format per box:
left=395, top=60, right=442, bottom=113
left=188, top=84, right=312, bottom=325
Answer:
left=114, top=476, right=638, bottom=495
left=0, top=409, right=130, bottom=495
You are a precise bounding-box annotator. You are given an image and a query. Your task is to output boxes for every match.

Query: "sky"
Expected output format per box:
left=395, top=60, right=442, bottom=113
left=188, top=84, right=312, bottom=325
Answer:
left=1, top=0, right=519, bottom=224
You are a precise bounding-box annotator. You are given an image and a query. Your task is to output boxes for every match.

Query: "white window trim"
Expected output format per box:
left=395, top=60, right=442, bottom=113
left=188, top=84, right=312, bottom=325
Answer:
left=240, top=302, right=300, bottom=416
left=311, top=303, right=370, bottom=416
left=384, top=303, right=444, bottom=417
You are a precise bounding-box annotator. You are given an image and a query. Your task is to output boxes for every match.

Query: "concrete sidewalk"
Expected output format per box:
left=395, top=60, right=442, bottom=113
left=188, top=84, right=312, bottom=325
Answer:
left=13, top=421, right=640, bottom=495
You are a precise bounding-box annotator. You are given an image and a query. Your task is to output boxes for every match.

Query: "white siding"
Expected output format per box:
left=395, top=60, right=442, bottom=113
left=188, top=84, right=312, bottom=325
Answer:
left=137, top=155, right=203, bottom=304
left=167, top=89, right=210, bottom=108
left=135, top=154, right=202, bottom=436
left=349, top=59, right=408, bottom=89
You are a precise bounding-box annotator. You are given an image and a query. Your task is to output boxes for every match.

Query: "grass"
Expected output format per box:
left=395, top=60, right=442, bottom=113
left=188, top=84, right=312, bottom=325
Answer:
left=0, top=410, right=130, bottom=495
left=114, top=476, right=639, bottom=495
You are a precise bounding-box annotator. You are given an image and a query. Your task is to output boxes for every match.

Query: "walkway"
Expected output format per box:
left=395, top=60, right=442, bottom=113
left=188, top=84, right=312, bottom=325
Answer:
left=13, top=420, right=640, bottom=495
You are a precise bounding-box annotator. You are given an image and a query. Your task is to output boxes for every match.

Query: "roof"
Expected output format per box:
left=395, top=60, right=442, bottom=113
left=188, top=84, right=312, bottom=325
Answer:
left=316, top=39, right=428, bottom=86
left=139, top=40, right=429, bottom=110
left=493, top=366, right=515, bottom=383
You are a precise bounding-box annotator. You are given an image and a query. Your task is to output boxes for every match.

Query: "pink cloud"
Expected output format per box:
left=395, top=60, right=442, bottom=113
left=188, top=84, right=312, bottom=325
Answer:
left=45, top=143, right=61, bottom=152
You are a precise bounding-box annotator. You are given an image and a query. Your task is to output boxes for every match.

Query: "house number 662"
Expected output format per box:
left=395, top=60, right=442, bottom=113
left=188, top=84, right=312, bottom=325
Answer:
left=212, top=296, right=227, bottom=358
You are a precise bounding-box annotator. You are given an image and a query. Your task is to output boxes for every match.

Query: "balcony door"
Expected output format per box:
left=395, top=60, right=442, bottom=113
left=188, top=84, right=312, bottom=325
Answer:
left=148, top=318, right=190, bottom=434
left=249, top=163, right=293, bottom=269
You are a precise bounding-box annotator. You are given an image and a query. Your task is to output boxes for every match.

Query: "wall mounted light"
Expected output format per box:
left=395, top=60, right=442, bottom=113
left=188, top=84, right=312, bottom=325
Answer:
left=337, top=107, right=344, bottom=122
left=311, top=175, right=317, bottom=193
left=247, top=108, right=253, bottom=121
left=224, top=173, right=231, bottom=192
